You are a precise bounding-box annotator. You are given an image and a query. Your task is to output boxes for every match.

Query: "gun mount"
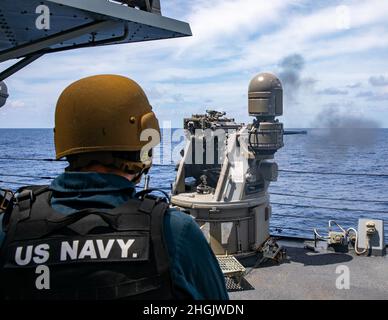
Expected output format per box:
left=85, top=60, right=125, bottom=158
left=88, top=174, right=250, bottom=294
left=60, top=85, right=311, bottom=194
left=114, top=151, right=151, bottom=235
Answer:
left=172, top=73, right=284, bottom=258
left=184, top=110, right=241, bottom=134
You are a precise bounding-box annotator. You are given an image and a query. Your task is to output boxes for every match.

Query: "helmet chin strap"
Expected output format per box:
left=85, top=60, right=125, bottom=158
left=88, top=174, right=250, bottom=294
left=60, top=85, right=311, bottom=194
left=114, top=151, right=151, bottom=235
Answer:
left=130, top=167, right=150, bottom=184
left=66, top=152, right=152, bottom=175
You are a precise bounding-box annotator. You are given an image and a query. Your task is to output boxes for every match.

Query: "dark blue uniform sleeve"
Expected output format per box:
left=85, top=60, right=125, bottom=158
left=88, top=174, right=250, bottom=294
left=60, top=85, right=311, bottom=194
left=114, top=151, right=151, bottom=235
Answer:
left=0, top=213, right=4, bottom=247
left=164, top=211, right=229, bottom=300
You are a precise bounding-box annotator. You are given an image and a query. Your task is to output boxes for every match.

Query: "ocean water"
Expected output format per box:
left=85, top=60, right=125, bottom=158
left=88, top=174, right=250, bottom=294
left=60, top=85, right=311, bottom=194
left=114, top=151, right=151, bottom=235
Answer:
left=0, top=128, right=387, bottom=242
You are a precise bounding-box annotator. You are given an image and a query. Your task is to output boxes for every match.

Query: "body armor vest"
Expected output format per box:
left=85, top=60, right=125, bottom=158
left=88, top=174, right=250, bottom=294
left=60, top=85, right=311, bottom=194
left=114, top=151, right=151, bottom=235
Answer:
left=0, top=186, right=173, bottom=300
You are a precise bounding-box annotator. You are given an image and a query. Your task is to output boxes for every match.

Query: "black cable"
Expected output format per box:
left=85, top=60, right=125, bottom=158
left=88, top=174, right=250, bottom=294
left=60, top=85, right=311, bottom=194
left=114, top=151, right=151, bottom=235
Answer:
left=0, top=173, right=55, bottom=180
left=3, top=172, right=386, bottom=204
left=0, top=179, right=33, bottom=186
left=270, top=226, right=307, bottom=233
left=0, top=157, right=173, bottom=169
left=271, top=213, right=384, bottom=225
left=271, top=202, right=388, bottom=214
left=271, top=213, right=318, bottom=220
left=279, top=169, right=388, bottom=178
left=0, top=157, right=63, bottom=162
left=0, top=158, right=387, bottom=177
left=270, top=192, right=388, bottom=204
left=0, top=157, right=169, bottom=165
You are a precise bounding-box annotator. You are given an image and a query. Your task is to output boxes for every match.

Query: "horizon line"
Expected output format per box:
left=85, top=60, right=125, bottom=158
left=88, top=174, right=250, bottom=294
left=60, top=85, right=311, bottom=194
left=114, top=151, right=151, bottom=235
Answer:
left=0, top=127, right=387, bottom=130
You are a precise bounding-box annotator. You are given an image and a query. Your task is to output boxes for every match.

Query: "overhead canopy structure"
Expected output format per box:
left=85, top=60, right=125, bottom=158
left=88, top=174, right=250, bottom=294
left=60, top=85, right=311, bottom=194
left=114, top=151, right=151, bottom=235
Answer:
left=0, top=0, right=192, bottom=80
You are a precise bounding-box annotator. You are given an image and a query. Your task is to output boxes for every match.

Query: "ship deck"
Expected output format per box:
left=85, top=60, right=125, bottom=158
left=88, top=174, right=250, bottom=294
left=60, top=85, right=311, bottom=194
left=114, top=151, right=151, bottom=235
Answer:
left=230, top=238, right=388, bottom=300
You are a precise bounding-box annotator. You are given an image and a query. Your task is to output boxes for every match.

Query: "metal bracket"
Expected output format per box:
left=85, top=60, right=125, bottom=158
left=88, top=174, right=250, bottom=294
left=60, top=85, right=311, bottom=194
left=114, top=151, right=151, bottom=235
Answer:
left=0, top=0, right=191, bottom=80
left=256, top=238, right=286, bottom=266
left=0, top=189, right=14, bottom=212
left=0, top=54, right=44, bottom=82
left=0, top=20, right=116, bottom=63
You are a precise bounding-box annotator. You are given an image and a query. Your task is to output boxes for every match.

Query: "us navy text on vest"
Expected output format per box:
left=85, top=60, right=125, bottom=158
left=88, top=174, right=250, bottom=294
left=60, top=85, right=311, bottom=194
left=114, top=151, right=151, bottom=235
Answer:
left=9, top=236, right=148, bottom=267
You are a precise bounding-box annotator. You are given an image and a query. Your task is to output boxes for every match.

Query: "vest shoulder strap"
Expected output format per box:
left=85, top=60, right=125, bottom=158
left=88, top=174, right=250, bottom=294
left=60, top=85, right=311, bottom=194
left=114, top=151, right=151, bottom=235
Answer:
left=4, top=188, right=171, bottom=244
left=2, top=185, right=49, bottom=235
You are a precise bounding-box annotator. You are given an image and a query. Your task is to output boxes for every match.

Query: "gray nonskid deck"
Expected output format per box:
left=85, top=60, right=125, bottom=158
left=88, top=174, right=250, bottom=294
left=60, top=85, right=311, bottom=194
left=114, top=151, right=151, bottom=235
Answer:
left=230, top=239, right=388, bottom=300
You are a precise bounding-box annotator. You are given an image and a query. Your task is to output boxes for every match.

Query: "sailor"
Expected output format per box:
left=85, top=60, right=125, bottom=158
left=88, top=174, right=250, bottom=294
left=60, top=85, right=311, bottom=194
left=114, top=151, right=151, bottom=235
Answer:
left=0, top=75, right=229, bottom=300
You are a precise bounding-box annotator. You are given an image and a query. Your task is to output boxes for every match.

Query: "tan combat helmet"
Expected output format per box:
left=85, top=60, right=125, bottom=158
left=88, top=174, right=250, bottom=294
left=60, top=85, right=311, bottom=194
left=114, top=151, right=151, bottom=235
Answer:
left=54, top=75, right=160, bottom=174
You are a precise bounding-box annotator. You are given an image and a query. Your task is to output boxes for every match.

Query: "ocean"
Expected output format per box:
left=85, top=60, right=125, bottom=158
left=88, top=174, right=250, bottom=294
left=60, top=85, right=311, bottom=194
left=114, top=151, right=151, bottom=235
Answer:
left=0, top=128, right=387, bottom=242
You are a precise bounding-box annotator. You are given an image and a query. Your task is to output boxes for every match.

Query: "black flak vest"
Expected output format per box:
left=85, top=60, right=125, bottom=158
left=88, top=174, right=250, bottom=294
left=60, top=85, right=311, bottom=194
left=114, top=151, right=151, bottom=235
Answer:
left=0, top=186, right=174, bottom=300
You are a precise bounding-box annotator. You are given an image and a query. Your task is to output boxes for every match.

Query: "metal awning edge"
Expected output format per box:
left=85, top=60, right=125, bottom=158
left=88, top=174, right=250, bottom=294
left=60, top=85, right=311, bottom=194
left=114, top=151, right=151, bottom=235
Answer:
left=46, top=0, right=192, bottom=37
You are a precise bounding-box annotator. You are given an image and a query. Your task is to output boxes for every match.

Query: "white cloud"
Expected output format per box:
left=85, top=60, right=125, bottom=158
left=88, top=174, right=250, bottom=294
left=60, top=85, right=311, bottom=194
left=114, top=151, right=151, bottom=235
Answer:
left=183, top=0, right=298, bottom=44
left=227, top=0, right=388, bottom=72
left=5, top=100, right=26, bottom=108
left=0, top=0, right=387, bottom=128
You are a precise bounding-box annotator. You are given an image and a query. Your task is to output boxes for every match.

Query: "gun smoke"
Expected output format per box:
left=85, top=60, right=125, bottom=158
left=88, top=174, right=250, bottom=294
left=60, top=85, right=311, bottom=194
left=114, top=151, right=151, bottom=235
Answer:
left=278, top=54, right=315, bottom=105
left=309, top=107, right=381, bottom=156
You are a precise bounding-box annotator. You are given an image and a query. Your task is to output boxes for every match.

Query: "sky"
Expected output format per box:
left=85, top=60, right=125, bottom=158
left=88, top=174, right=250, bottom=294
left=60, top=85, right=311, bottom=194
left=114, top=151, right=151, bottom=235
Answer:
left=0, top=0, right=388, bottom=128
